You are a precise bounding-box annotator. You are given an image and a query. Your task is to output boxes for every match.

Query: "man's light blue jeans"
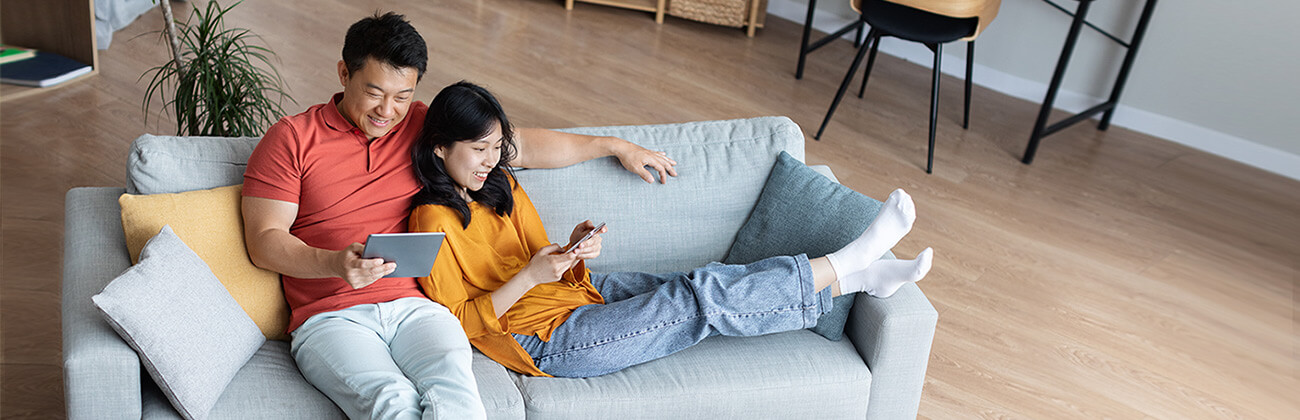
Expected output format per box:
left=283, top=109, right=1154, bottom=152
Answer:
left=291, top=297, right=486, bottom=420
left=515, top=255, right=831, bottom=378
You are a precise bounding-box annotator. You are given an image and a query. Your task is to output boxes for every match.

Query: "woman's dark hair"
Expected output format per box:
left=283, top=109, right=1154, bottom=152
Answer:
left=412, top=81, right=518, bottom=227
left=342, top=12, right=427, bottom=80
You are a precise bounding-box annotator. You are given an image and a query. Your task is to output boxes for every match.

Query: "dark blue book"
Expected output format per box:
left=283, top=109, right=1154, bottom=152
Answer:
left=0, top=51, right=92, bottom=87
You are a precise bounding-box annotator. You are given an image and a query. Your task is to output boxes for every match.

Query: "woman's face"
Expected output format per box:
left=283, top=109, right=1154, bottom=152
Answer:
left=435, top=121, right=504, bottom=198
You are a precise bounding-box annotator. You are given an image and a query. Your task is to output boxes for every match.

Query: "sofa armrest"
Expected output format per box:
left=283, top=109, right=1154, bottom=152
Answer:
left=845, top=281, right=938, bottom=419
left=62, top=187, right=142, bottom=419
left=808, top=164, right=938, bottom=417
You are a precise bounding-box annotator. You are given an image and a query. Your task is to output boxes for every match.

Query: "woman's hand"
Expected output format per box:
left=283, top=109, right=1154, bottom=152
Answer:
left=609, top=138, right=677, bottom=184
left=566, top=221, right=607, bottom=262
left=517, top=244, right=580, bottom=287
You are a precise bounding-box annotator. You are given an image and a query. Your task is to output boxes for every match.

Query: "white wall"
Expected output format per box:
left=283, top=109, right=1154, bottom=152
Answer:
left=768, top=0, right=1300, bottom=180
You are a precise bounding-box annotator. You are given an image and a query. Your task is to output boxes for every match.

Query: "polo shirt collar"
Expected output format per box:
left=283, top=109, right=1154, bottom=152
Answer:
left=321, top=92, right=356, bottom=133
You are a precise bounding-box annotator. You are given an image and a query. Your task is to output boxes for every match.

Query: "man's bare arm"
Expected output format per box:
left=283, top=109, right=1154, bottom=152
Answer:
left=241, top=196, right=393, bottom=288
left=511, top=128, right=678, bottom=184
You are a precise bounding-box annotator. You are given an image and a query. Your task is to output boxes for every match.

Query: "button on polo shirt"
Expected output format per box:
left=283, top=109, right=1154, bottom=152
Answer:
left=244, top=92, right=430, bottom=333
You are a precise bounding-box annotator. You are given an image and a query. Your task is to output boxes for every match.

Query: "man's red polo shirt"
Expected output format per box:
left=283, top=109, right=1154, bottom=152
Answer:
left=243, top=93, right=429, bottom=333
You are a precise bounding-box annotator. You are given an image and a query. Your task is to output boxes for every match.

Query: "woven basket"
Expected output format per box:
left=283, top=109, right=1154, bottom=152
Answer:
left=668, top=0, right=750, bottom=28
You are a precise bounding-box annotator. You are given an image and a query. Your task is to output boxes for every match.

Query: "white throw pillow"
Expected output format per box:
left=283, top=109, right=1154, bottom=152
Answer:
left=92, top=225, right=264, bottom=420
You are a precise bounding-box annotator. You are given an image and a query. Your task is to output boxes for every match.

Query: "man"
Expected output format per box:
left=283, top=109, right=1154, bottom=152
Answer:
left=241, top=12, right=676, bottom=419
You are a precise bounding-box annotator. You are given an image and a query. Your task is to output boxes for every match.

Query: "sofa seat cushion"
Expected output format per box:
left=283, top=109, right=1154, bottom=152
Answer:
left=142, top=341, right=344, bottom=419
left=513, top=330, right=870, bottom=419
left=472, top=349, right=528, bottom=419
left=516, top=117, right=805, bottom=275
left=141, top=342, right=526, bottom=420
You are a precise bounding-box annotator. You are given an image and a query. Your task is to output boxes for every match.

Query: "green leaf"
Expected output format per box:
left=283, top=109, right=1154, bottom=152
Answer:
left=139, top=0, right=295, bottom=137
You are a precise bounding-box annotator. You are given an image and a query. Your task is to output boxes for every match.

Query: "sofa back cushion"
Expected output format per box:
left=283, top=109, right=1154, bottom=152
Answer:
left=127, top=134, right=260, bottom=194
left=514, top=117, right=804, bottom=274
left=124, top=116, right=805, bottom=275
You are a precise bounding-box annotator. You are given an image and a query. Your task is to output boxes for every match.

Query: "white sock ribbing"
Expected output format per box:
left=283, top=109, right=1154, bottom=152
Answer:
left=826, top=188, right=916, bottom=279
left=838, top=248, right=933, bottom=297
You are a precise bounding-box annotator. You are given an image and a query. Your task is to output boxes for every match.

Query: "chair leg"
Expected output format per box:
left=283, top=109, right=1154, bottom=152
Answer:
left=857, top=30, right=882, bottom=99
left=964, top=41, right=974, bottom=129
left=927, top=44, right=942, bottom=174
left=815, top=32, right=875, bottom=140
left=854, top=21, right=864, bottom=48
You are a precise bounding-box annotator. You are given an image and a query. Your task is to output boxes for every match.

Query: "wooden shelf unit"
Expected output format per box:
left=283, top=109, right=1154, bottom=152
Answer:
left=0, top=0, right=99, bottom=102
left=565, top=0, right=765, bottom=37
left=567, top=0, right=667, bottom=24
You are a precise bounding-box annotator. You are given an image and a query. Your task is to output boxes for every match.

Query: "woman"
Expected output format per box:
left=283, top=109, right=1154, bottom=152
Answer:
left=410, top=81, right=933, bottom=378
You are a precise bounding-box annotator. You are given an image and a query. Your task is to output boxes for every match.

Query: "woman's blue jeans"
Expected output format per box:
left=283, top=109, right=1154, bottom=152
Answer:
left=514, top=255, right=831, bottom=378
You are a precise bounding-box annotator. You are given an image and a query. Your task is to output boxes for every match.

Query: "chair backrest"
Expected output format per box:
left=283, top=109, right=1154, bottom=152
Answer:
left=852, top=0, right=1001, bottom=40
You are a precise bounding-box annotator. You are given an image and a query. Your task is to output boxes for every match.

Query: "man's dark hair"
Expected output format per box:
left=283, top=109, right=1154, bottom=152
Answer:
left=342, top=12, right=427, bottom=80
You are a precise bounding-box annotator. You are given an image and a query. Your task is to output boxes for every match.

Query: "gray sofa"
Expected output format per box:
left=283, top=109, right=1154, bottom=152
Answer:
left=62, top=116, right=938, bottom=419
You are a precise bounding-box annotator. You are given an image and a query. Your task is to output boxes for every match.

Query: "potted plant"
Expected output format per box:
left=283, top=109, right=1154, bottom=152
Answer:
left=142, top=0, right=294, bottom=137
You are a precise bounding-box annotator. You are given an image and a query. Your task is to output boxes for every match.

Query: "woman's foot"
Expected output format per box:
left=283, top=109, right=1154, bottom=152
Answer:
left=826, top=189, right=916, bottom=278
left=838, top=248, right=933, bottom=298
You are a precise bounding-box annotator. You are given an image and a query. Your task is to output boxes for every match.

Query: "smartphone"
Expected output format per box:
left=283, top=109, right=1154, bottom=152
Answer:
left=563, top=222, right=606, bottom=254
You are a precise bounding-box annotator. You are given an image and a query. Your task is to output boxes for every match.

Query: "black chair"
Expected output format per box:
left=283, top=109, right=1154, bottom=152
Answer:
left=815, top=0, right=1000, bottom=173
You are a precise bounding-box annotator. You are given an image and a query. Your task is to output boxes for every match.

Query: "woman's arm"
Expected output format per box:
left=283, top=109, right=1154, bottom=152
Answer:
left=489, top=244, right=579, bottom=317
left=510, top=128, right=678, bottom=184
left=412, top=204, right=579, bottom=336
left=490, top=221, right=604, bottom=316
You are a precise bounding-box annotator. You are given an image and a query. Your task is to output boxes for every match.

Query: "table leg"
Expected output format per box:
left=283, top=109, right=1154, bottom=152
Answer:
left=1022, top=0, right=1094, bottom=165
left=1099, top=0, right=1157, bottom=130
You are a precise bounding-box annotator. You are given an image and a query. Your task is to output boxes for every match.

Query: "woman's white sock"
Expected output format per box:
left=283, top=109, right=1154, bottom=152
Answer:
left=826, top=188, right=916, bottom=278
left=838, top=248, right=933, bottom=297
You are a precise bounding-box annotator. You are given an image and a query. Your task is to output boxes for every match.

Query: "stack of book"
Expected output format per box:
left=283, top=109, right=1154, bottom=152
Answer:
left=0, top=45, right=92, bottom=88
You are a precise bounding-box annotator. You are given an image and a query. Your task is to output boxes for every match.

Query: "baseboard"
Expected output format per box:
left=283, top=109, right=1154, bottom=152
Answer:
left=765, top=0, right=1300, bottom=181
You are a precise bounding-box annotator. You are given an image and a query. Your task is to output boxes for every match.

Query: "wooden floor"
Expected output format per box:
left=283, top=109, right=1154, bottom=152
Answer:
left=3, top=0, right=1297, bottom=418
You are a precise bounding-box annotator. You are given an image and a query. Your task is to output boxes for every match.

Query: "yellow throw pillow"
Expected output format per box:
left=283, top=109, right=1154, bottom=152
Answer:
left=119, top=185, right=290, bottom=341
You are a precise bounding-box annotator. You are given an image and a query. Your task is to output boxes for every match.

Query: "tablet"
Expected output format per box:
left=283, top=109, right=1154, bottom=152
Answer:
left=361, top=232, right=446, bottom=278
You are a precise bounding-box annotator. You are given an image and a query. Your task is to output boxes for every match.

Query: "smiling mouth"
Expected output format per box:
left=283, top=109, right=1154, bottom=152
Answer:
left=368, top=115, right=390, bottom=127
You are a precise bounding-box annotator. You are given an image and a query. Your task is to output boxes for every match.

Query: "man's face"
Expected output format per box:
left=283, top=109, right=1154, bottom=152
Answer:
left=336, top=57, right=419, bottom=139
